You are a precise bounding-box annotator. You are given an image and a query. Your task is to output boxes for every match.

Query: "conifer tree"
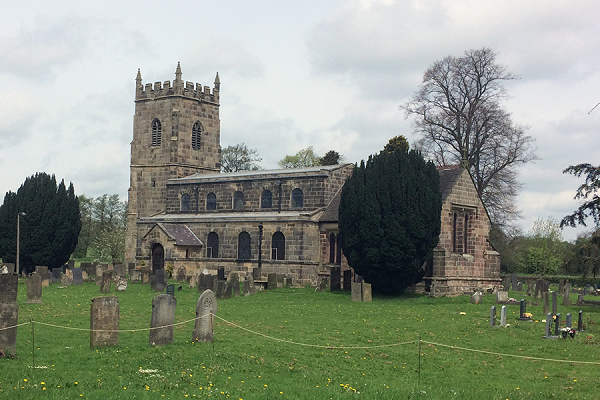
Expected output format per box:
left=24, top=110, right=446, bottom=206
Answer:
left=339, top=148, right=441, bottom=294
left=0, top=173, right=81, bottom=273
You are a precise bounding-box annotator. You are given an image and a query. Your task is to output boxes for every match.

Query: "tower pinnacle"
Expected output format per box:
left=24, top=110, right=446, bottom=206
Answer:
left=175, top=62, right=182, bottom=82
left=136, top=68, right=142, bottom=88
left=214, top=72, right=220, bottom=91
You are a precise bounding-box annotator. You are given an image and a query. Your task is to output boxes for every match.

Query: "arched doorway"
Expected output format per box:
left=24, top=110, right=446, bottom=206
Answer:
left=151, top=243, right=164, bottom=273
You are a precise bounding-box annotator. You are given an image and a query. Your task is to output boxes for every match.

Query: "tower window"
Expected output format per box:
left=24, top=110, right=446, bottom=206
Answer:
left=291, top=188, right=304, bottom=208
left=192, top=121, right=202, bottom=150
left=151, top=119, right=162, bottom=146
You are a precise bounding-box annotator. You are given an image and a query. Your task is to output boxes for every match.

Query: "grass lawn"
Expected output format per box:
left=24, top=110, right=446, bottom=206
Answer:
left=1, top=280, right=599, bottom=399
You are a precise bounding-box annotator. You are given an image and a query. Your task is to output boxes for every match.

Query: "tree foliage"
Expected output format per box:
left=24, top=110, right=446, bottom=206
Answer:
left=382, top=135, right=409, bottom=154
left=0, top=173, right=81, bottom=273
left=402, top=48, right=537, bottom=227
left=560, top=163, right=600, bottom=228
left=278, top=146, right=322, bottom=168
left=320, top=150, right=342, bottom=166
left=221, top=143, right=262, bottom=172
left=338, top=148, right=441, bottom=294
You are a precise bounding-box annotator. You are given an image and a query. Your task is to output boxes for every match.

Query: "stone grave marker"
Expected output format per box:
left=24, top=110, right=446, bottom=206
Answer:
left=543, top=313, right=556, bottom=339
left=351, top=282, right=362, bottom=302
left=90, top=297, right=119, bottom=347
left=35, top=266, right=49, bottom=281
left=511, top=274, right=518, bottom=291
left=192, top=289, right=217, bottom=342
left=496, top=291, right=508, bottom=303
left=519, top=299, right=530, bottom=320
left=330, top=266, right=341, bottom=291
left=318, top=278, right=328, bottom=292
left=542, top=292, right=549, bottom=316
left=115, top=278, right=128, bottom=292
left=128, top=263, right=136, bottom=275
left=95, top=265, right=106, bottom=285
left=566, top=313, right=572, bottom=328
left=552, top=291, right=557, bottom=315
left=554, top=313, right=561, bottom=336
left=563, top=282, right=571, bottom=306
left=0, top=274, right=18, bottom=303
left=113, top=264, right=126, bottom=278
left=142, top=269, right=151, bottom=285
left=558, top=279, right=564, bottom=294
left=500, top=306, right=507, bottom=326
left=471, top=292, right=482, bottom=304
left=100, top=271, right=112, bottom=293
left=343, top=270, right=352, bottom=291
left=231, top=273, right=241, bottom=297
left=149, top=294, right=177, bottom=346
left=362, top=283, right=372, bottom=302
left=130, top=270, right=142, bottom=283
left=155, top=270, right=166, bottom=292
left=276, top=274, right=284, bottom=288
left=60, top=272, right=72, bottom=286
left=51, top=268, right=61, bottom=283
left=73, top=268, right=83, bottom=285
left=247, top=274, right=256, bottom=294
left=189, top=274, right=199, bottom=289
left=217, top=267, right=225, bottom=281
left=516, top=282, right=523, bottom=291
left=526, top=279, right=534, bottom=296
left=26, top=272, right=42, bottom=304
left=176, top=266, right=186, bottom=282
left=198, top=273, right=212, bottom=292
left=2, top=263, right=15, bottom=274
left=243, top=278, right=251, bottom=296
left=267, top=273, right=277, bottom=290
left=578, top=310, right=584, bottom=332
left=0, top=303, right=18, bottom=356
left=490, top=306, right=496, bottom=327
left=252, top=267, right=260, bottom=281
left=166, top=284, right=175, bottom=297
left=80, top=262, right=94, bottom=278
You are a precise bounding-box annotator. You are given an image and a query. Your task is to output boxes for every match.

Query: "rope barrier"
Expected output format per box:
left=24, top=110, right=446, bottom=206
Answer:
left=0, top=321, right=34, bottom=331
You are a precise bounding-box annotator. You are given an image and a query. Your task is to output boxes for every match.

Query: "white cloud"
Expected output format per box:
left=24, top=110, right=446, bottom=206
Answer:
left=0, top=92, right=38, bottom=147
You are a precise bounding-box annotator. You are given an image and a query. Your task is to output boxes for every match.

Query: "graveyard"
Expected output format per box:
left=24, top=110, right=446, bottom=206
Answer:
left=1, top=272, right=600, bottom=399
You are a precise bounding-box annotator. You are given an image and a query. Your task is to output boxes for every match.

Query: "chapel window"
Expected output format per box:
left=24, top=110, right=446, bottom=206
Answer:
left=238, top=231, right=251, bottom=260
left=151, top=119, right=161, bottom=146
left=452, top=212, right=458, bottom=253
left=207, top=232, right=219, bottom=258
left=180, top=193, right=190, bottom=212
left=329, top=233, right=336, bottom=264
left=272, top=231, right=285, bottom=260
left=261, top=190, right=273, bottom=208
left=291, top=188, right=304, bottom=208
left=233, top=191, right=244, bottom=210
left=206, top=193, right=216, bottom=210
left=192, top=121, right=202, bottom=150
left=463, top=213, right=469, bottom=254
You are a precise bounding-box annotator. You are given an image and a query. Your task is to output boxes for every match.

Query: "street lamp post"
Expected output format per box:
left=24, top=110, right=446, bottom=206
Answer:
left=16, top=212, right=26, bottom=275
left=258, top=223, right=263, bottom=269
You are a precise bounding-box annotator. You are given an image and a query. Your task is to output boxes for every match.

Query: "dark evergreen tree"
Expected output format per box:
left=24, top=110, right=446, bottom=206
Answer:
left=320, top=150, right=342, bottom=166
left=0, top=173, right=81, bottom=273
left=339, top=148, right=441, bottom=294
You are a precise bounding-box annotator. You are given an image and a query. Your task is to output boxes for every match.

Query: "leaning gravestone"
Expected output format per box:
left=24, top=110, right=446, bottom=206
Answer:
left=72, top=268, right=83, bottom=285
left=115, top=279, right=128, bottom=292
left=149, top=294, right=177, bottom=346
left=100, top=271, right=112, bottom=293
left=90, top=297, right=119, bottom=347
left=267, top=273, right=277, bottom=290
left=26, top=272, right=42, bottom=304
left=330, top=266, right=341, bottom=291
left=176, top=266, right=186, bottom=282
left=192, top=289, right=217, bottom=342
left=228, top=273, right=240, bottom=297
left=0, top=274, right=18, bottom=303
left=51, top=268, right=61, bottom=284
left=0, top=303, right=18, bottom=356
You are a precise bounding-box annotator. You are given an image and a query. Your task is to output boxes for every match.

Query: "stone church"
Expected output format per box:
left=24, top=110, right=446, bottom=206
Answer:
left=125, top=64, right=500, bottom=295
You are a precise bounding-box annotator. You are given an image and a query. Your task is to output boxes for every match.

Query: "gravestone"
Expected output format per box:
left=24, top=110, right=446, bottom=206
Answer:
left=267, top=273, right=277, bottom=290
left=252, top=267, right=260, bottom=281
left=217, top=267, right=225, bottom=281
left=0, top=274, right=18, bottom=303
left=566, top=313, right=572, bottom=328
left=189, top=274, right=199, bottom=289
left=155, top=270, right=166, bottom=292
left=100, top=271, right=112, bottom=293
left=90, top=297, right=119, bottom=347
left=198, top=273, right=213, bottom=292
left=542, top=292, right=549, bottom=316
left=115, top=278, right=128, bottom=292
left=128, top=263, right=136, bottom=275
left=130, top=270, right=142, bottom=283
left=176, top=266, right=186, bottom=282
left=511, top=274, right=518, bottom=291
left=500, top=306, right=507, bottom=326
left=362, top=283, right=372, bottom=302
left=470, top=292, right=482, bottom=304
left=166, top=284, right=175, bottom=297
left=60, top=272, right=72, bottom=286
left=519, top=299, right=530, bottom=320
left=68, top=259, right=75, bottom=269
left=490, top=306, right=496, bottom=327
left=526, top=279, right=534, bottom=296
left=554, top=313, right=561, bottom=336
left=563, top=283, right=571, bottom=306
left=247, top=274, right=256, bottom=294
left=516, top=282, right=523, bottom=291
left=150, top=274, right=157, bottom=290
left=502, top=276, right=510, bottom=291
left=534, top=279, right=543, bottom=298
left=113, top=264, right=126, bottom=278
left=0, top=303, right=18, bottom=356
left=330, top=266, right=341, bottom=291
left=72, top=268, right=83, bottom=285
left=149, top=294, right=177, bottom=346
left=543, top=313, right=556, bottom=339
left=578, top=310, right=584, bottom=332
left=228, top=273, right=240, bottom=297
left=351, top=282, right=362, bottom=302
left=80, top=262, right=94, bottom=278
left=142, top=269, right=151, bottom=284
left=318, top=278, right=328, bottom=292
left=343, top=270, right=352, bottom=291
left=243, top=278, right=251, bottom=296
left=552, top=291, right=557, bottom=315
left=558, top=279, right=564, bottom=294
left=35, top=266, right=49, bottom=281
left=95, top=265, right=106, bottom=285
left=52, top=268, right=61, bottom=283
left=584, top=285, right=588, bottom=296
left=496, top=291, right=508, bottom=303
left=192, top=289, right=217, bottom=342
left=26, top=272, right=42, bottom=304
left=2, top=263, right=15, bottom=274
left=276, top=274, right=284, bottom=288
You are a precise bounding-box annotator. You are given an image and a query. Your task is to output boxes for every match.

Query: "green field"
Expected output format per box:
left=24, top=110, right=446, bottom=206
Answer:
left=1, top=280, right=599, bottom=399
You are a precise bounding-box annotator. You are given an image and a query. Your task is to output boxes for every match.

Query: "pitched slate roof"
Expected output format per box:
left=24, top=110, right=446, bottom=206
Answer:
left=437, top=165, right=463, bottom=201
left=157, top=223, right=203, bottom=246
left=318, top=187, right=342, bottom=222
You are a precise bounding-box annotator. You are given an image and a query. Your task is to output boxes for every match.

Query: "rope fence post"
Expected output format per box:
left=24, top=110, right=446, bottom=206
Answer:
left=417, top=336, right=421, bottom=388
left=31, top=318, right=35, bottom=368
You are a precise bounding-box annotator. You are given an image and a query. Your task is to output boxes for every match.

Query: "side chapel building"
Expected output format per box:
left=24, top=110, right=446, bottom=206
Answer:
left=125, top=64, right=501, bottom=295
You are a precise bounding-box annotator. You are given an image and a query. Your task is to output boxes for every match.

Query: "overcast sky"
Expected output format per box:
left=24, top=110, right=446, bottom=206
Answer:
left=1, top=0, right=599, bottom=241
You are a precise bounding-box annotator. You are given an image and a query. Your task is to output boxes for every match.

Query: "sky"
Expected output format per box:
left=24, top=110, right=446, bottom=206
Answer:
left=1, top=0, right=599, bottom=241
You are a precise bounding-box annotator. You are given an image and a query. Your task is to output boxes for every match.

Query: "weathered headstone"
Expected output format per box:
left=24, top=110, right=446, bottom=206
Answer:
left=330, top=266, right=341, bottom=291
left=130, top=270, right=142, bottom=283
left=511, top=274, right=518, bottom=291
left=500, top=305, right=507, bottom=326
left=243, top=278, right=251, bottom=296
left=26, top=272, right=42, bottom=304
left=552, top=291, right=557, bottom=315
left=52, top=267, right=61, bottom=283
left=189, top=274, right=199, bottom=289
left=198, top=273, right=213, bottom=292
left=490, top=306, right=496, bottom=327
left=68, top=259, right=75, bottom=269
left=343, top=270, right=352, bottom=291
left=362, top=283, right=372, bottom=302
left=470, top=292, right=482, bottom=304
left=563, top=282, right=571, bottom=306
left=142, top=269, right=151, bottom=285
left=247, top=274, right=256, bottom=294
left=166, top=284, right=175, bottom=297
left=542, top=292, right=549, bottom=316
left=516, top=282, right=523, bottom=291
left=115, top=279, right=128, bottom=292
left=192, top=289, right=217, bottom=342
left=60, top=272, right=72, bottom=286
left=252, top=267, right=260, bottom=281
left=217, top=267, right=225, bottom=281
left=318, top=278, right=328, bottom=292
left=72, top=268, right=83, bottom=285
left=113, top=264, right=126, bottom=278
left=534, top=279, right=543, bottom=298
left=526, top=279, right=534, bottom=296
left=80, top=262, right=93, bottom=278
left=496, top=291, right=508, bottom=303
left=95, top=265, right=106, bottom=285
left=554, top=313, right=561, bottom=336
left=2, top=263, right=15, bottom=274
left=128, top=263, right=136, bottom=275
left=566, top=313, right=572, bottom=328
left=578, top=310, right=584, bottom=332
left=228, top=273, right=240, bottom=297
left=351, top=282, right=362, bottom=302
left=558, top=279, right=564, bottom=294
left=519, top=299, right=530, bottom=320
left=155, top=269, right=166, bottom=292
left=267, top=273, right=277, bottom=290
left=176, top=266, right=186, bottom=282
left=0, top=274, right=18, bottom=303
left=90, top=297, right=119, bottom=347
left=0, top=303, right=18, bottom=356
left=35, top=266, right=49, bottom=281
left=543, top=313, right=555, bottom=339
left=100, top=271, right=112, bottom=293
left=149, top=294, right=177, bottom=346
left=276, top=274, right=284, bottom=288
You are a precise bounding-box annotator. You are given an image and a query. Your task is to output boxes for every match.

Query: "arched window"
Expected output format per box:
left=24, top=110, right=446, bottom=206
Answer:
left=207, top=232, right=219, bottom=258
left=452, top=212, right=458, bottom=253
left=192, top=121, right=202, bottom=150
left=291, top=188, right=303, bottom=208
left=336, top=233, right=342, bottom=265
left=238, top=232, right=251, bottom=260
left=463, top=213, right=469, bottom=254
left=233, top=191, right=244, bottom=210
left=272, top=231, right=285, bottom=260
left=180, top=193, right=190, bottom=212
left=151, top=119, right=162, bottom=146
left=261, top=190, right=273, bottom=208
left=206, top=193, right=216, bottom=210
left=329, top=233, right=336, bottom=264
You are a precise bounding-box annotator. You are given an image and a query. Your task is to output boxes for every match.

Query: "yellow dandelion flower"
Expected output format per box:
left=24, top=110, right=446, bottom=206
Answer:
left=24, top=379, right=27, bottom=382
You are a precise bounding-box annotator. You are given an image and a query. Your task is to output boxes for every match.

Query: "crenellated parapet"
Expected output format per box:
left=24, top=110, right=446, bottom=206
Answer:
left=135, top=62, right=220, bottom=104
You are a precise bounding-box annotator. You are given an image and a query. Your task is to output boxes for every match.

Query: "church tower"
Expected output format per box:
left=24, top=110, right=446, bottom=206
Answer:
left=125, top=63, right=221, bottom=264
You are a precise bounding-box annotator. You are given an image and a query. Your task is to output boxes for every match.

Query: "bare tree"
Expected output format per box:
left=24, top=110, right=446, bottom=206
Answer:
left=221, top=143, right=262, bottom=172
left=401, top=48, right=537, bottom=226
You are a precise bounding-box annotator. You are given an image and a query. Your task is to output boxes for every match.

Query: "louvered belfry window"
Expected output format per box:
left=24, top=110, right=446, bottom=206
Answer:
left=192, top=121, right=202, bottom=150
left=151, top=119, right=162, bottom=146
